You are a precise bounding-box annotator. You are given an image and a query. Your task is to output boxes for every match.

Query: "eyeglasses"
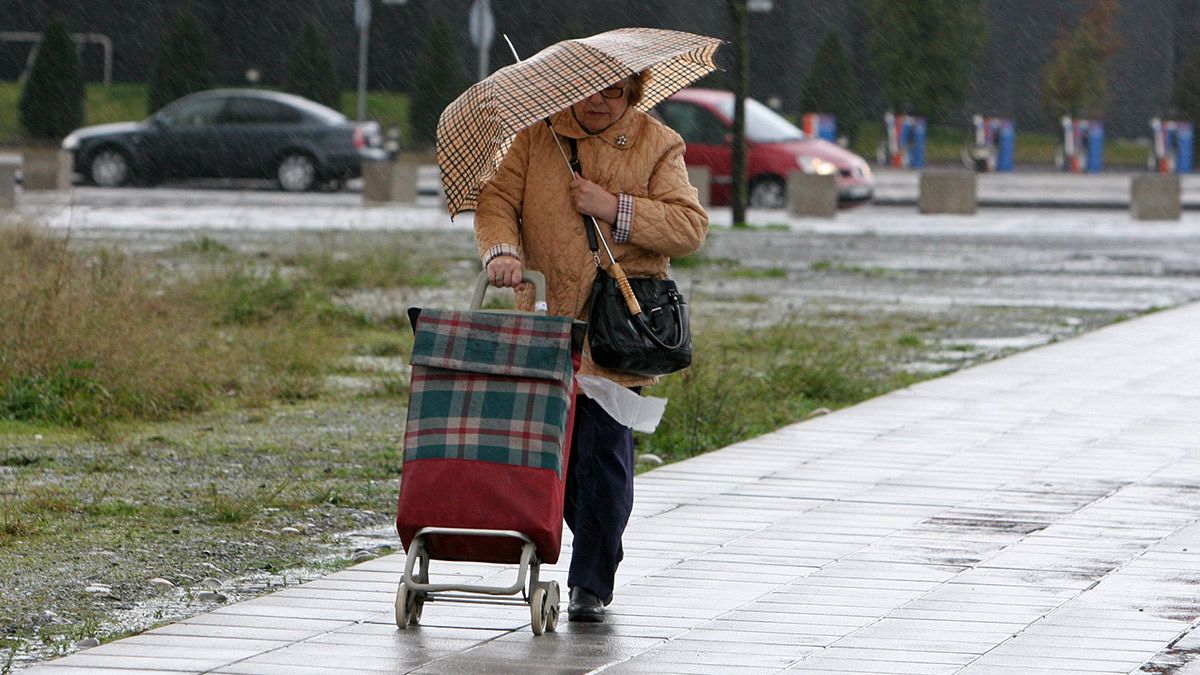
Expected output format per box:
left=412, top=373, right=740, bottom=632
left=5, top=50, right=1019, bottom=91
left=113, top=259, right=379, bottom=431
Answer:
left=599, top=85, right=626, bottom=100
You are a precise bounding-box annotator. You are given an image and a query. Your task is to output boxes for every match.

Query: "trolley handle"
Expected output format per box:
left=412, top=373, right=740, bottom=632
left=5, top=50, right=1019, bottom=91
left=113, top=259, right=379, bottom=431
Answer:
left=470, top=269, right=547, bottom=313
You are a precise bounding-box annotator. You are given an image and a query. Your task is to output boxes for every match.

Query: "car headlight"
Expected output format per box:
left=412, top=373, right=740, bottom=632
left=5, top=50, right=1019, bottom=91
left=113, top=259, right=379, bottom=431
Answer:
left=796, top=155, right=837, bottom=176
left=61, top=133, right=79, bottom=151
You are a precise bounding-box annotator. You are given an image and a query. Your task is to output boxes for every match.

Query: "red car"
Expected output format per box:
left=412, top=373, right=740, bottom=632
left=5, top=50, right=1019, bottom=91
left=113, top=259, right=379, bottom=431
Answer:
left=655, top=88, right=874, bottom=208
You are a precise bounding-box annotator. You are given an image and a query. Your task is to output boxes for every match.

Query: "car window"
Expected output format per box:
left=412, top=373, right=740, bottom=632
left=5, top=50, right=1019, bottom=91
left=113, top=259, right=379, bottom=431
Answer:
left=160, top=98, right=225, bottom=127
left=220, top=98, right=304, bottom=125
left=713, top=97, right=805, bottom=143
left=657, top=101, right=727, bottom=145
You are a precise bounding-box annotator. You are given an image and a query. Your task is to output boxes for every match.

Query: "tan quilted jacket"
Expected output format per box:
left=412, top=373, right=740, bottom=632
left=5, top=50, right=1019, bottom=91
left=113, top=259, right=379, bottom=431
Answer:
left=474, top=106, right=708, bottom=387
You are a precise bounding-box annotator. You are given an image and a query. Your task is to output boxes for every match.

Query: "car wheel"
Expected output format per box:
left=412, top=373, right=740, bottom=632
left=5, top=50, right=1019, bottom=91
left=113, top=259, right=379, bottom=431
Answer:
left=277, top=153, right=317, bottom=192
left=89, top=148, right=131, bottom=187
left=749, top=176, right=786, bottom=209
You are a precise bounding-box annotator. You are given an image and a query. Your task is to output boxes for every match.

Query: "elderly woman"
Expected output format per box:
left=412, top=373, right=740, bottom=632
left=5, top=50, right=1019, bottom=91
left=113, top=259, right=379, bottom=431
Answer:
left=474, top=70, right=707, bottom=622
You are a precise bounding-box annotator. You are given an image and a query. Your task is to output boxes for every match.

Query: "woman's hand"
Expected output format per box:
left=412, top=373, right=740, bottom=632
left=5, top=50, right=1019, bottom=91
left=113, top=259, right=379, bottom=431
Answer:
left=486, top=255, right=524, bottom=288
left=570, top=175, right=619, bottom=223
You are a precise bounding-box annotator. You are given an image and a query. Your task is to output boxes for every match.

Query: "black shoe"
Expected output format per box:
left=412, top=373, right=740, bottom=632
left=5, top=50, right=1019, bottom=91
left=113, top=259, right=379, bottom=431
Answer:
left=567, top=587, right=605, bottom=623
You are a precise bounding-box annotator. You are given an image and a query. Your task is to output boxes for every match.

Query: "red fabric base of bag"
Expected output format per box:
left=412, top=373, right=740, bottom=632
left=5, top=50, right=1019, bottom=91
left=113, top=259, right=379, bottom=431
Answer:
left=396, top=396, right=575, bottom=565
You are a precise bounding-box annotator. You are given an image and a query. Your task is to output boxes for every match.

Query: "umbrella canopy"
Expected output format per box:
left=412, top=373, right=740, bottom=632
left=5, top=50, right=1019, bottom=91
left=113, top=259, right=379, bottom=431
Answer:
left=436, top=27, right=722, bottom=218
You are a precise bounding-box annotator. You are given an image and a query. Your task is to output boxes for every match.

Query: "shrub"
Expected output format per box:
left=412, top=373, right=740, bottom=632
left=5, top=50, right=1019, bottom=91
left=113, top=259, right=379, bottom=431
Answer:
left=799, top=33, right=862, bottom=145
left=1172, top=47, right=1200, bottom=123
left=148, top=2, right=215, bottom=114
left=18, top=15, right=85, bottom=140
left=284, top=17, right=341, bottom=110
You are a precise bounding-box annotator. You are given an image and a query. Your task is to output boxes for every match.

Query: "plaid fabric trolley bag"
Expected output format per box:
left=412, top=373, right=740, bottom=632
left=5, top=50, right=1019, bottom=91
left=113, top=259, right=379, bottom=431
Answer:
left=394, top=271, right=582, bottom=635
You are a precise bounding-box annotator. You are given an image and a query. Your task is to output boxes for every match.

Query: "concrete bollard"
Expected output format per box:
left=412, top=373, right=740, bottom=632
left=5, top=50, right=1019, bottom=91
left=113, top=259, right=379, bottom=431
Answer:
left=21, top=148, right=72, bottom=191
left=1130, top=174, right=1181, bottom=221
left=686, top=165, right=711, bottom=210
left=786, top=171, right=838, bottom=217
left=362, top=158, right=418, bottom=204
left=919, top=170, right=977, bottom=214
left=0, top=154, right=20, bottom=208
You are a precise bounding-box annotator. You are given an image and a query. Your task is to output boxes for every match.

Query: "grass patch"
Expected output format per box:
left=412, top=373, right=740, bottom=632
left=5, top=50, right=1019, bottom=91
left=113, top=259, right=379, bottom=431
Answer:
left=0, top=225, right=441, bottom=427
left=640, top=320, right=922, bottom=462
left=729, top=266, right=788, bottom=279
left=671, top=253, right=737, bottom=270
left=810, top=259, right=890, bottom=277
left=287, top=245, right=444, bottom=290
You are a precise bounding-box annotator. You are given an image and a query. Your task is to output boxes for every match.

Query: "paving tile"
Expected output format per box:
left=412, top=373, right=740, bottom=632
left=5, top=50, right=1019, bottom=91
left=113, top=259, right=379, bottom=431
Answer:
left=786, top=655, right=960, bottom=673
left=22, top=662, right=189, bottom=667
left=144, top=622, right=322, bottom=642
left=214, top=664, right=398, bottom=675
left=26, top=653, right=234, bottom=671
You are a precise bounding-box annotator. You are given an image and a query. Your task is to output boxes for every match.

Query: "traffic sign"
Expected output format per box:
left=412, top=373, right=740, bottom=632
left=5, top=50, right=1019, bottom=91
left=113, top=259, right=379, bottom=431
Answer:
left=354, top=0, right=371, bottom=31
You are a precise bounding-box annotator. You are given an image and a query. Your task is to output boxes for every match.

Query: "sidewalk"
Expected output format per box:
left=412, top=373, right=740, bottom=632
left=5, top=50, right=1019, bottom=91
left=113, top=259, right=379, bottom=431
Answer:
left=25, top=301, right=1200, bottom=674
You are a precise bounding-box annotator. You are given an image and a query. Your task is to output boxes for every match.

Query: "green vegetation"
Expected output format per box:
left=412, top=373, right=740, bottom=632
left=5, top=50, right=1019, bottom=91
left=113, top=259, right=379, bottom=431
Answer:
left=1041, top=0, right=1122, bottom=120
left=410, top=17, right=469, bottom=148
left=861, top=0, right=988, bottom=123
left=0, top=226, right=440, bottom=428
left=284, top=17, right=341, bottom=111
left=640, top=320, right=922, bottom=462
left=18, top=15, right=84, bottom=140
left=1172, top=47, right=1200, bottom=124
left=147, top=2, right=214, bottom=114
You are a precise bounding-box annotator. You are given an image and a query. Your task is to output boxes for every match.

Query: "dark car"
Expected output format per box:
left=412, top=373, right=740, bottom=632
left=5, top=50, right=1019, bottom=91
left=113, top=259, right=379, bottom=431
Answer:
left=655, top=88, right=874, bottom=208
left=62, top=89, right=387, bottom=192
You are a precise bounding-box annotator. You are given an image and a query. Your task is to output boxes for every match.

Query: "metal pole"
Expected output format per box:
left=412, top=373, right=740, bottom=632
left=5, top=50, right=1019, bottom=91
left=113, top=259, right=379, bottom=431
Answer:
left=477, top=0, right=490, bottom=80
left=357, top=22, right=369, bottom=121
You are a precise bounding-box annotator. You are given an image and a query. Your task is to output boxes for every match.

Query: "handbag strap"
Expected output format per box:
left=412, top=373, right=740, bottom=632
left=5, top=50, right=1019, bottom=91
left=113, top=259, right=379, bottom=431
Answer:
left=567, top=137, right=601, bottom=255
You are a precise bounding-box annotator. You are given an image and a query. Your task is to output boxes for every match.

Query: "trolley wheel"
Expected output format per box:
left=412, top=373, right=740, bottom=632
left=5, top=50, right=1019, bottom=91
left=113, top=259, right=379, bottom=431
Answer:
left=529, top=585, right=547, bottom=635
left=395, top=581, right=423, bottom=629
left=543, top=581, right=560, bottom=633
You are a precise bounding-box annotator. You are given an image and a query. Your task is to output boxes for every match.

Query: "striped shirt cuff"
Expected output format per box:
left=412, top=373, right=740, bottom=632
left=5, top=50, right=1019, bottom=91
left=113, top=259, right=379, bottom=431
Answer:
left=482, top=243, right=520, bottom=267
left=614, top=193, right=633, bottom=243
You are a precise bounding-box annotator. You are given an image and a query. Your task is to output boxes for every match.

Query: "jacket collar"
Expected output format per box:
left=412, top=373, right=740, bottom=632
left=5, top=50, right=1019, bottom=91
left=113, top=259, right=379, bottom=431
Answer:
left=549, top=107, right=642, bottom=151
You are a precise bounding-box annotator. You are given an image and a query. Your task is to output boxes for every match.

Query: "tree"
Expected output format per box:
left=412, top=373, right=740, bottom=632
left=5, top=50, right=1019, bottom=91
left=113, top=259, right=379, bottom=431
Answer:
left=1170, top=49, right=1200, bottom=122
left=284, top=17, right=341, bottom=110
left=148, top=3, right=215, bottom=114
left=1040, top=0, right=1122, bottom=120
left=18, top=15, right=85, bottom=140
left=410, top=17, right=469, bottom=148
left=861, top=0, right=988, bottom=123
left=799, top=33, right=862, bottom=145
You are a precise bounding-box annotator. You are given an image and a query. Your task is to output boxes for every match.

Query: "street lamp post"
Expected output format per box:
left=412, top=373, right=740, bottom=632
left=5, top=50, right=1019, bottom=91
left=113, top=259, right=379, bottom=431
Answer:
left=355, top=0, right=371, bottom=121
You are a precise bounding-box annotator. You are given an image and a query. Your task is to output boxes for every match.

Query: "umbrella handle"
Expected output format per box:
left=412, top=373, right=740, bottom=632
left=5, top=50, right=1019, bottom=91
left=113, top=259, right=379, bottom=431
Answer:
left=609, top=262, right=642, bottom=316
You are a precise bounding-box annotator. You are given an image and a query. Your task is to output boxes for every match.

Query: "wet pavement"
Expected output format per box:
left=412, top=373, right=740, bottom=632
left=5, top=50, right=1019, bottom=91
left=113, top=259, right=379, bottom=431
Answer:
left=11, top=175, right=1200, bottom=673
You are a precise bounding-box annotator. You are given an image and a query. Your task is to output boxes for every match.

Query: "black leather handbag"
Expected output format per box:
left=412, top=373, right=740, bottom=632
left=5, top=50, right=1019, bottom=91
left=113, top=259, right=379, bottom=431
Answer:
left=587, top=268, right=692, bottom=376
left=567, top=138, right=692, bottom=377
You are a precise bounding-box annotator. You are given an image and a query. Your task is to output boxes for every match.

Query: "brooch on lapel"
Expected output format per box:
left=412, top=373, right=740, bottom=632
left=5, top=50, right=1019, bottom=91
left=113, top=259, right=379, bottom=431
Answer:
left=616, top=134, right=628, bottom=147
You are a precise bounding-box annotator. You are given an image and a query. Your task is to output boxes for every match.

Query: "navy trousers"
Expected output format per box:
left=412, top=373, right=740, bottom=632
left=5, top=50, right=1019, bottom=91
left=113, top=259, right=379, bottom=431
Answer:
left=563, top=394, right=635, bottom=605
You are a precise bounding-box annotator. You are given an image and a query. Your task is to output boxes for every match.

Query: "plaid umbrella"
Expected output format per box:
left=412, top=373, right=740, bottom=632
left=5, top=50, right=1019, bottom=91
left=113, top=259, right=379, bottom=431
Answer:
left=436, top=27, right=722, bottom=218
